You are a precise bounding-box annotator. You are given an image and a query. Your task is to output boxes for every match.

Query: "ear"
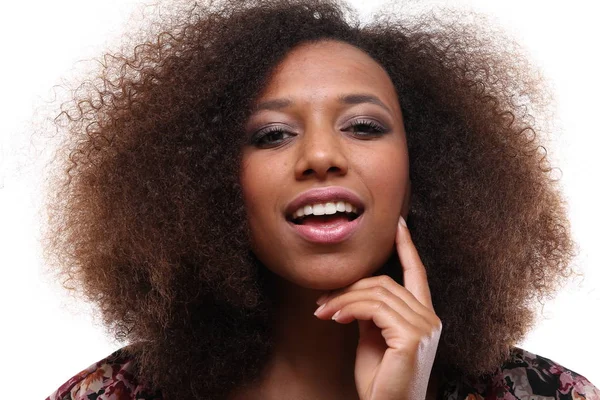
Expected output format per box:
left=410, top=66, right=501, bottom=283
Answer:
left=400, top=179, right=411, bottom=219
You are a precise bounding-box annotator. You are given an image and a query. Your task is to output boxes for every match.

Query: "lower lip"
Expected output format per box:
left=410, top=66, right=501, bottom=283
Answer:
left=287, top=214, right=363, bottom=244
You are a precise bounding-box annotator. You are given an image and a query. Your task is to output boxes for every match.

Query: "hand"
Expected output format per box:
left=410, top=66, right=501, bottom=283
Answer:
left=313, top=216, right=442, bottom=400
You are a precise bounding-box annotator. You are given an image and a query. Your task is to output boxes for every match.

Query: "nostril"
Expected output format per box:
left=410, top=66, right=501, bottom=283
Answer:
left=300, top=166, right=345, bottom=178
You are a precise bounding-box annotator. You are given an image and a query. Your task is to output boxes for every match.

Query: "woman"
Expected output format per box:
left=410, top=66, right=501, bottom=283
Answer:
left=43, top=0, right=599, bottom=399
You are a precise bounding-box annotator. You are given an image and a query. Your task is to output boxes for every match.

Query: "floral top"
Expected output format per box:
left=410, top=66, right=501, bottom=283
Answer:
left=47, top=347, right=599, bottom=400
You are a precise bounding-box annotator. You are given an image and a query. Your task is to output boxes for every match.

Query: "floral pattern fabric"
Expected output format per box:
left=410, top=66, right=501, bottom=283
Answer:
left=47, top=347, right=599, bottom=399
left=441, top=348, right=600, bottom=400
left=46, top=349, right=162, bottom=400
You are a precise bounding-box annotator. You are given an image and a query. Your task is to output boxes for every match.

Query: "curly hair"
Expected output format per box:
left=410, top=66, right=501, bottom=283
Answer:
left=42, top=0, right=575, bottom=398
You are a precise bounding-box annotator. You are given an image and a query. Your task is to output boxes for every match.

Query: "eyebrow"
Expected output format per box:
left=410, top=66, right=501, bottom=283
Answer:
left=338, top=93, right=392, bottom=114
left=252, top=93, right=392, bottom=114
left=253, top=98, right=293, bottom=112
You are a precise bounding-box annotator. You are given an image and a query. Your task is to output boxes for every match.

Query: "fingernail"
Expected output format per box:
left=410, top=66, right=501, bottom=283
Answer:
left=316, top=292, right=329, bottom=305
left=399, top=216, right=407, bottom=228
left=331, top=310, right=341, bottom=320
left=314, top=303, right=326, bottom=316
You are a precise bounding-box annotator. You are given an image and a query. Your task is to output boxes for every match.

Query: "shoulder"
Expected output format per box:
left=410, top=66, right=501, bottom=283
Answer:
left=468, top=347, right=600, bottom=400
left=45, top=347, right=162, bottom=400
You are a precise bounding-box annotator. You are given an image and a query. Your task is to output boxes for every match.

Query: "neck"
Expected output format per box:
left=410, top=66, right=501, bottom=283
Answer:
left=230, top=272, right=360, bottom=399
left=230, top=271, right=440, bottom=399
left=268, top=276, right=361, bottom=398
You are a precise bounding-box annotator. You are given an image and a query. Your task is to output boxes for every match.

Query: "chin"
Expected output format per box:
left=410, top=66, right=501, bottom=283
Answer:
left=282, top=258, right=383, bottom=290
left=256, top=244, right=395, bottom=291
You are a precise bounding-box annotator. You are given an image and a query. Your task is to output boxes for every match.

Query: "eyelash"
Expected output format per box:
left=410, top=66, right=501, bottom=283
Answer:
left=251, top=119, right=389, bottom=148
left=251, top=126, right=293, bottom=148
left=344, top=119, right=388, bottom=136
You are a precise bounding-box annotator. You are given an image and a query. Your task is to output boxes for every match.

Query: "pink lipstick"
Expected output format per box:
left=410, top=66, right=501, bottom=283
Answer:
left=285, top=186, right=365, bottom=244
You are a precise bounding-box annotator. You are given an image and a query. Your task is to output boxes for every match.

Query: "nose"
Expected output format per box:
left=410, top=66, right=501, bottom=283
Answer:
left=294, top=124, right=349, bottom=180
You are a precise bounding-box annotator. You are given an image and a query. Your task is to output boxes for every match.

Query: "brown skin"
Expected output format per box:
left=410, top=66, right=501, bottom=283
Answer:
left=238, top=41, right=439, bottom=399
left=241, top=40, right=409, bottom=294
left=42, top=1, right=576, bottom=398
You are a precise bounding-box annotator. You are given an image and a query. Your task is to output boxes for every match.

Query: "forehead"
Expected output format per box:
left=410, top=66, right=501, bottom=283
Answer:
left=257, top=40, right=399, bottom=107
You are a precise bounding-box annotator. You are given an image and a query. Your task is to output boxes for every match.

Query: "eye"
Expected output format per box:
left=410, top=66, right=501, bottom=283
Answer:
left=251, top=126, right=295, bottom=148
left=342, top=119, right=389, bottom=138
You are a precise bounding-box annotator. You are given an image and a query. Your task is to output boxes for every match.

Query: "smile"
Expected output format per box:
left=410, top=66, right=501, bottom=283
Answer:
left=283, top=186, right=366, bottom=244
left=286, top=212, right=364, bottom=244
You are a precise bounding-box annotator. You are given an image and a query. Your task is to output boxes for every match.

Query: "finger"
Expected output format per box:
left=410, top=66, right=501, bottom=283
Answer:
left=313, top=287, right=434, bottom=331
left=317, top=275, right=431, bottom=316
left=327, top=301, right=424, bottom=348
left=396, top=216, right=434, bottom=310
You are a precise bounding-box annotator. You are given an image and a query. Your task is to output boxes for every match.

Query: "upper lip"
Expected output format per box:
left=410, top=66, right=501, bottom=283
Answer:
left=284, top=186, right=365, bottom=219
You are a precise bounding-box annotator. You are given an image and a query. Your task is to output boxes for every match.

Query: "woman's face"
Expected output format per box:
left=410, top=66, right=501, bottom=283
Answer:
left=241, top=40, right=410, bottom=290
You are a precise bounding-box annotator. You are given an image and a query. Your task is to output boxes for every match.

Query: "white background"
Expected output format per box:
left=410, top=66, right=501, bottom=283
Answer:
left=0, top=0, right=598, bottom=398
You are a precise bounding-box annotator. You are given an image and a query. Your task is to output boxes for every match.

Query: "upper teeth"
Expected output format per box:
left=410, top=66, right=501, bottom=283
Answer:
left=292, top=201, right=358, bottom=220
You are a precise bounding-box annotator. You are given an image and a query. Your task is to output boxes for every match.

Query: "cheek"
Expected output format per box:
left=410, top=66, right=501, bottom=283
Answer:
left=240, top=159, right=267, bottom=257
left=240, top=153, right=293, bottom=270
left=240, top=153, right=286, bottom=234
left=364, top=148, right=408, bottom=210
left=240, top=156, right=266, bottom=221
left=363, top=147, right=408, bottom=269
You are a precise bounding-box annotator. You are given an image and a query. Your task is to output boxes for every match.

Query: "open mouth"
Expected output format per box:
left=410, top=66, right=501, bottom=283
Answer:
left=285, top=207, right=365, bottom=244
left=288, top=211, right=361, bottom=225
left=283, top=189, right=365, bottom=243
